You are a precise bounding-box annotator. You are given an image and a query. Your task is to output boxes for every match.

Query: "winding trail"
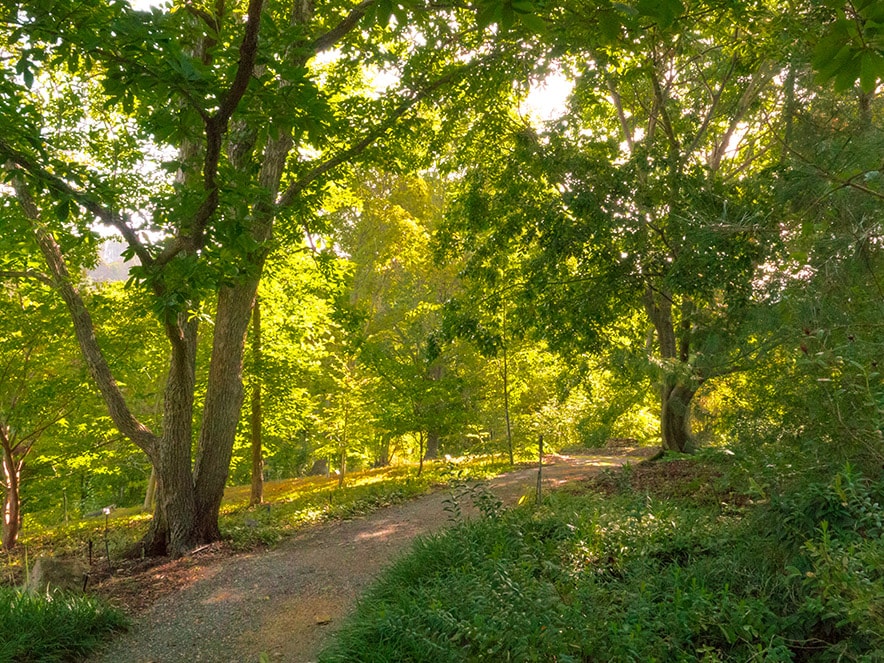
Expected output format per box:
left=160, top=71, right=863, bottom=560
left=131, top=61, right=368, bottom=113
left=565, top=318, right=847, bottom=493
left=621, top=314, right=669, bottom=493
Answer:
left=90, top=451, right=644, bottom=663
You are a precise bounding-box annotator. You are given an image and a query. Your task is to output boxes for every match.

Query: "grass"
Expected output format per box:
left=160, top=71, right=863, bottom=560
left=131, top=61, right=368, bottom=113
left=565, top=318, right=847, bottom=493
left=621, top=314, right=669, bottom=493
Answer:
left=218, top=456, right=517, bottom=549
left=0, top=455, right=515, bottom=661
left=5, top=455, right=516, bottom=582
left=0, top=587, right=128, bottom=662
left=319, top=451, right=884, bottom=662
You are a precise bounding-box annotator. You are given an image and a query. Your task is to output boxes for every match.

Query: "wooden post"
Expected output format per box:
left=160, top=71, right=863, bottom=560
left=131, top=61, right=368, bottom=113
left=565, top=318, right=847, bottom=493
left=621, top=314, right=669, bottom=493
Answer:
left=535, top=434, right=544, bottom=505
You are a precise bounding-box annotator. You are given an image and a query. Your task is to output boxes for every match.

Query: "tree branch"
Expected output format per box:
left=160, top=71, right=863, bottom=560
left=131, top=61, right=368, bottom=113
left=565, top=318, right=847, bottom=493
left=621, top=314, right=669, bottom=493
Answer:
left=0, top=270, right=53, bottom=287
left=10, top=174, right=158, bottom=455
left=311, top=0, right=374, bottom=54
left=278, top=60, right=481, bottom=209
left=0, top=143, right=154, bottom=266
left=185, top=0, right=264, bottom=255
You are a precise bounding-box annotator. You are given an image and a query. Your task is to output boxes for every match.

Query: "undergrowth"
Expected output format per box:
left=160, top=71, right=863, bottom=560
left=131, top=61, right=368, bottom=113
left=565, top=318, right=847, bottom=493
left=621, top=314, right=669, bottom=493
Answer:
left=320, top=451, right=884, bottom=662
left=0, top=587, right=127, bottom=662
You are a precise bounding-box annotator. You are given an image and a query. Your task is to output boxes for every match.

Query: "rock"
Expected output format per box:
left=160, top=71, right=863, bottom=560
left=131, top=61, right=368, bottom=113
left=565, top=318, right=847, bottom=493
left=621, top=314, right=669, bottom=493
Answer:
left=27, top=556, right=89, bottom=593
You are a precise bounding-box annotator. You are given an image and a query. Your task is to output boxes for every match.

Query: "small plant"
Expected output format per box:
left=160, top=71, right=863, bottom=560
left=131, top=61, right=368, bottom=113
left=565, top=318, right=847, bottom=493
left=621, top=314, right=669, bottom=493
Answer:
left=443, top=476, right=503, bottom=523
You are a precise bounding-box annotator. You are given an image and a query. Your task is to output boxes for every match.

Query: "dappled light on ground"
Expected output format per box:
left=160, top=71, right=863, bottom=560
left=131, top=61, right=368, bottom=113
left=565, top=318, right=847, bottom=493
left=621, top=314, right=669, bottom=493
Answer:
left=354, top=524, right=405, bottom=541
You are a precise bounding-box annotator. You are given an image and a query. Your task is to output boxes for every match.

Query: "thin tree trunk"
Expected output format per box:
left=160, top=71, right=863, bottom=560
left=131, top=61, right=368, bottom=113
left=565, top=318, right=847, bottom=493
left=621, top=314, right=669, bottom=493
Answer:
left=250, top=296, right=264, bottom=506
left=502, top=341, right=514, bottom=466
left=338, top=449, right=346, bottom=489
left=1, top=449, right=21, bottom=551
left=143, top=466, right=157, bottom=511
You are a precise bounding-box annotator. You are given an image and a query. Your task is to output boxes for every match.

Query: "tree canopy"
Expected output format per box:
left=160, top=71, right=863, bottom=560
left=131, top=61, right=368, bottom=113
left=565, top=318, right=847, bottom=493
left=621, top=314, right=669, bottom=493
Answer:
left=0, top=0, right=881, bottom=562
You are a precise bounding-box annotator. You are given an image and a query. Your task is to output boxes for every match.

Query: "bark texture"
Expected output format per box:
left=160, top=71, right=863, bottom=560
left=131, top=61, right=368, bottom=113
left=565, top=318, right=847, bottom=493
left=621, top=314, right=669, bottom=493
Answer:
left=643, top=287, right=698, bottom=453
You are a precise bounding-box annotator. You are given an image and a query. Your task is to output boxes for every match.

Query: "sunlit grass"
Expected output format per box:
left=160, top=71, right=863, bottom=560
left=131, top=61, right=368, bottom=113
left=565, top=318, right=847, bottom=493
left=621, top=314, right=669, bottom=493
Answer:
left=219, top=456, right=515, bottom=548
left=7, top=455, right=515, bottom=581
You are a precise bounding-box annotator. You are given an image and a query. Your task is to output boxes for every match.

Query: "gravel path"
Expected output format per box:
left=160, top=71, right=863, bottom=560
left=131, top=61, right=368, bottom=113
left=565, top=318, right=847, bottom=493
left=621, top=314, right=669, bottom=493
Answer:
left=89, top=452, right=643, bottom=663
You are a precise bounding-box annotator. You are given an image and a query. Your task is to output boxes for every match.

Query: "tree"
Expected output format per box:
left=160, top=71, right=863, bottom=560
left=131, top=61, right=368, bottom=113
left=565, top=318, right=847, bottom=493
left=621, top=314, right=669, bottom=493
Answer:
left=333, top=171, right=481, bottom=464
left=231, top=244, right=345, bottom=485
left=0, top=281, right=83, bottom=549
left=440, top=0, right=791, bottom=452
left=0, top=0, right=528, bottom=555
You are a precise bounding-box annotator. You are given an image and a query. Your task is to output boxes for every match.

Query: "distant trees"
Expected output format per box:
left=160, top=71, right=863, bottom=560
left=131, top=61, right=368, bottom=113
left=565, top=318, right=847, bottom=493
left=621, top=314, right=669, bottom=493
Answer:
left=0, top=283, right=79, bottom=549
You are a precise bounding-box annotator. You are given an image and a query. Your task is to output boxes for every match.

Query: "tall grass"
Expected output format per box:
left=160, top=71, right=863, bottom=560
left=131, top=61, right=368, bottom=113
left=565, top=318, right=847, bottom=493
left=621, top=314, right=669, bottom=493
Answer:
left=0, top=588, right=127, bottom=662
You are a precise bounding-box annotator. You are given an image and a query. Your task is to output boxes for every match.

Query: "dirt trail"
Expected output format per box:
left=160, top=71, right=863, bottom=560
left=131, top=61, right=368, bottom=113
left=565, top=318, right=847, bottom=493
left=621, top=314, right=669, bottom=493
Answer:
left=90, top=452, right=644, bottom=663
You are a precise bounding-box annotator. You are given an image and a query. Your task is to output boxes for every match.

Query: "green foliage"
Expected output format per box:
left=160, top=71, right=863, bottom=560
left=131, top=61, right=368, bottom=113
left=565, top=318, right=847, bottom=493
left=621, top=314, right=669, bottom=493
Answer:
left=321, top=455, right=884, bottom=662
left=0, top=587, right=127, bottom=662
left=813, top=0, right=884, bottom=92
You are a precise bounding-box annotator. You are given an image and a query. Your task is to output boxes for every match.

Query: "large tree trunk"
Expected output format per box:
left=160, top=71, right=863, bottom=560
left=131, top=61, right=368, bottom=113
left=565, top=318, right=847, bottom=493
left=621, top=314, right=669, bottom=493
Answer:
left=661, top=383, right=696, bottom=453
left=144, top=315, right=200, bottom=557
left=643, top=287, right=698, bottom=453
left=192, top=280, right=259, bottom=541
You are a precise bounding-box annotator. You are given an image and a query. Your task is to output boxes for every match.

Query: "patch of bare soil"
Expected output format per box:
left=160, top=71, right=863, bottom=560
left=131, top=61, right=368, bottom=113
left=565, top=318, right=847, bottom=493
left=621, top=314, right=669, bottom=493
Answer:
left=580, top=455, right=751, bottom=508
left=88, top=450, right=654, bottom=663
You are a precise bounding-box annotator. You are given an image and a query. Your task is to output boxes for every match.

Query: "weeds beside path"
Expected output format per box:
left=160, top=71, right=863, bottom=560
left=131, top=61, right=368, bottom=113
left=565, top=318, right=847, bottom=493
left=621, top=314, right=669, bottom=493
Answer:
left=89, top=450, right=650, bottom=663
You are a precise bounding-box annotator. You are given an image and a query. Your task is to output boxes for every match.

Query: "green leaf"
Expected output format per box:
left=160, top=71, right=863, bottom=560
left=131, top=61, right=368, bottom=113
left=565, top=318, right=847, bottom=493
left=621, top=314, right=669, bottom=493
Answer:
left=598, top=11, right=623, bottom=44
left=859, top=51, right=884, bottom=92
left=55, top=199, right=71, bottom=222
left=518, top=11, right=546, bottom=34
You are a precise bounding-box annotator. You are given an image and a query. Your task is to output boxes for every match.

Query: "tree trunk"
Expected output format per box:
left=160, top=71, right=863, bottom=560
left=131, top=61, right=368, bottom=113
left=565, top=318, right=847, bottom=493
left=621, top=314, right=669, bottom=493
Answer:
left=338, top=448, right=346, bottom=489
left=250, top=296, right=264, bottom=506
left=661, top=383, right=696, bottom=453
left=424, top=430, right=440, bottom=460
left=643, top=287, right=698, bottom=453
left=1, top=449, right=21, bottom=551
left=502, top=343, right=514, bottom=466
left=145, top=314, right=200, bottom=557
left=193, top=280, right=259, bottom=542
left=374, top=434, right=390, bottom=468
left=502, top=306, right=514, bottom=465
left=143, top=466, right=157, bottom=511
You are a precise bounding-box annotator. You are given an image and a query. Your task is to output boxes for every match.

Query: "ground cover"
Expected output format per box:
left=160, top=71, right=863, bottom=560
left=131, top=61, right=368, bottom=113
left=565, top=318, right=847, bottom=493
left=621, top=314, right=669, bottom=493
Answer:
left=0, top=587, right=127, bottom=662
left=0, top=455, right=515, bottom=660
left=320, top=451, right=884, bottom=662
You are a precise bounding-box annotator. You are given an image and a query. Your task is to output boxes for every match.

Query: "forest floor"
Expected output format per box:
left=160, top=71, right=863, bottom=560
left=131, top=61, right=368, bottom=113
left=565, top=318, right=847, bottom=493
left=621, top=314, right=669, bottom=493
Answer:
left=88, top=449, right=655, bottom=663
